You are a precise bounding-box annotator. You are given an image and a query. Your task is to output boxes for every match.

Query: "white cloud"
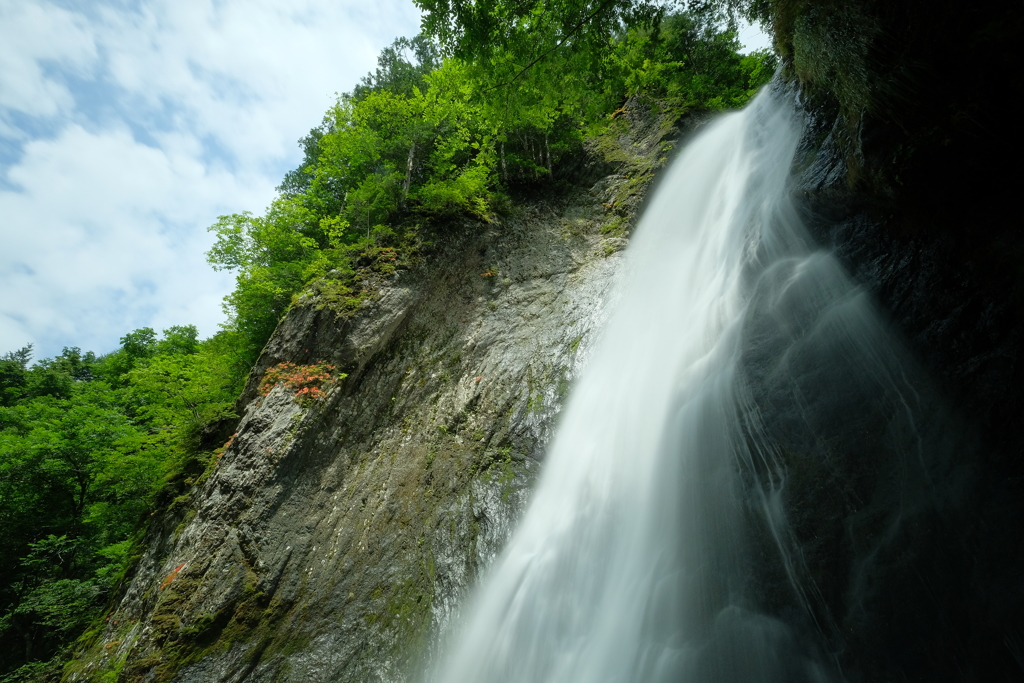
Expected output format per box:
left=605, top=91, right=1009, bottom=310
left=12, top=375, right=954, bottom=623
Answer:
left=738, top=20, right=773, bottom=54
left=0, top=0, right=422, bottom=358
left=0, top=0, right=98, bottom=118
left=91, top=0, right=420, bottom=169
left=0, top=124, right=263, bottom=355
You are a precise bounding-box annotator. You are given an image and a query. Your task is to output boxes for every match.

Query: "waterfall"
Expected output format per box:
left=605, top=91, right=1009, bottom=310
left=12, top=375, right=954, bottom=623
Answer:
left=430, top=86, right=948, bottom=682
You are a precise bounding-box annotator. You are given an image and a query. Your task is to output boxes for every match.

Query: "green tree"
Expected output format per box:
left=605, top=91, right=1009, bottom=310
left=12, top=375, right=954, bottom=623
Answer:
left=0, top=346, right=32, bottom=407
left=352, top=34, right=440, bottom=100
left=0, top=380, right=137, bottom=672
left=277, top=120, right=331, bottom=198
left=0, top=327, right=239, bottom=678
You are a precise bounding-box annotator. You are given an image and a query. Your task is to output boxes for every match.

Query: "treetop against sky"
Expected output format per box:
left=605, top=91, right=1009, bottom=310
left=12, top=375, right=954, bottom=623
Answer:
left=0, top=0, right=421, bottom=358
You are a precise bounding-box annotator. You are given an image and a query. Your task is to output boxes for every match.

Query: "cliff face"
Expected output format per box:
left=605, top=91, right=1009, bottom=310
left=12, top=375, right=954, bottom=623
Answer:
left=731, top=55, right=1024, bottom=679
left=71, top=206, right=616, bottom=682
left=66, top=101, right=685, bottom=683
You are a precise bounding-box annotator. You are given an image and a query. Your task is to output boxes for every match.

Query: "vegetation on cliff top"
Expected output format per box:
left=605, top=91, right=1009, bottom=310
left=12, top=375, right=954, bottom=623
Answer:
left=208, top=11, right=773, bottom=375
left=0, top=5, right=772, bottom=680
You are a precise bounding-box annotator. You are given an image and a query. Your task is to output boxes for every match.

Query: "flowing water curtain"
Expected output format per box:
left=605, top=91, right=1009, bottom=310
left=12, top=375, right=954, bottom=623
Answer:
left=428, top=85, right=956, bottom=683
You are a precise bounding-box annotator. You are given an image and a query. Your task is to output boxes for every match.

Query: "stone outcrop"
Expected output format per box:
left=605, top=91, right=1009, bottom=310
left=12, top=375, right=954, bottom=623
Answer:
left=65, top=121, right=681, bottom=681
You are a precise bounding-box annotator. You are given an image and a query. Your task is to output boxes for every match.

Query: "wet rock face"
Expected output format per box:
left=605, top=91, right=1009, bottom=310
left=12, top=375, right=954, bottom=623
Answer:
left=68, top=181, right=643, bottom=682
left=735, top=99, right=1024, bottom=682
left=760, top=4, right=1024, bottom=666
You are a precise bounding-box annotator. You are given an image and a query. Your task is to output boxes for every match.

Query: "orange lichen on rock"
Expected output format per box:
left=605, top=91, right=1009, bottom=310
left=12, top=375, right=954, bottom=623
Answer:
left=160, top=563, right=187, bottom=591
left=258, top=362, right=346, bottom=404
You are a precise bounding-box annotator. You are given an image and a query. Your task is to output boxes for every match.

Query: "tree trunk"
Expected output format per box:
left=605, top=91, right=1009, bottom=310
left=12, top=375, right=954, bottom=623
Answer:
left=545, top=134, right=552, bottom=177
left=401, top=143, right=416, bottom=207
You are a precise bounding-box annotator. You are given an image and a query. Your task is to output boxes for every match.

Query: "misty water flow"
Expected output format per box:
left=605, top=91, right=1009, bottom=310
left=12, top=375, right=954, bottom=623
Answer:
left=430, top=87, right=939, bottom=682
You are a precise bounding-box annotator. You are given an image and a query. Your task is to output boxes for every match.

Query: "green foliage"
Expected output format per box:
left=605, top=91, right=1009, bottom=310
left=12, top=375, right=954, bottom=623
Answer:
left=276, top=120, right=330, bottom=198
left=0, top=327, right=238, bottom=678
left=206, top=198, right=348, bottom=369
left=605, top=13, right=778, bottom=108
left=1, top=346, right=101, bottom=407
left=0, top=347, right=32, bottom=407
left=353, top=34, right=440, bottom=101
left=415, top=0, right=665, bottom=68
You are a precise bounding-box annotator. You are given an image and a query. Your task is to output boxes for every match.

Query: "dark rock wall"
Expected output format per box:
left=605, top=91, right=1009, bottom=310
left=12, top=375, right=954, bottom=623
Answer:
left=734, top=2, right=1024, bottom=670
left=728, top=0, right=1024, bottom=676
left=789, top=121, right=1024, bottom=682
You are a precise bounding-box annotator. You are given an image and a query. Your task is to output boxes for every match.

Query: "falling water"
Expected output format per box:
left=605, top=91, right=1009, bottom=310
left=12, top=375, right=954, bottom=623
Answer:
left=430, top=86, right=946, bottom=682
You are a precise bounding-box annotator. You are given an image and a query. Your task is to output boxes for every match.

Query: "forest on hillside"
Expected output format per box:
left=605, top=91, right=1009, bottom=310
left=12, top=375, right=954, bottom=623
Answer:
left=0, top=5, right=774, bottom=679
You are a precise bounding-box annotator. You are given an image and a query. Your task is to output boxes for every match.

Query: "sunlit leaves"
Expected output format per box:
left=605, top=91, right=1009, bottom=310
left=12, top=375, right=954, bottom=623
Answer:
left=0, top=325, right=242, bottom=674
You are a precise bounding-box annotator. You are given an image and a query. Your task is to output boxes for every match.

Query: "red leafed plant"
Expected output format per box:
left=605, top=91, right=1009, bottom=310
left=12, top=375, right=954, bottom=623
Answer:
left=160, top=562, right=187, bottom=590
left=216, top=432, right=238, bottom=458
left=258, top=362, right=345, bottom=403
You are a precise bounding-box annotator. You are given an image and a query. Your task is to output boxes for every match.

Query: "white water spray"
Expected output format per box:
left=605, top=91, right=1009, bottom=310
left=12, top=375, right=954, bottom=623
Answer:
left=430, top=89, right=842, bottom=683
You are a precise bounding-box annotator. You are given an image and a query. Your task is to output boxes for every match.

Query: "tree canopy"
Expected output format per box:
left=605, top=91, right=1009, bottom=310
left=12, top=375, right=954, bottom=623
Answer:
left=0, top=331, right=238, bottom=680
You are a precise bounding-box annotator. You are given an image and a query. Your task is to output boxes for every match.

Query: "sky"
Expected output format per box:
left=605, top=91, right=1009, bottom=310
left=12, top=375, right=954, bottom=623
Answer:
left=0, top=0, right=771, bottom=361
left=0, top=0, right=422, bottom=359
left=738, top=20, right=772, bottom=54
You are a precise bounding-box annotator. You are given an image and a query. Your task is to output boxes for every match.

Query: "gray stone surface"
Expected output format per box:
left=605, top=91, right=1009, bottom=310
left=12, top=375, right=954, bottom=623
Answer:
left=63, top=94, right=703, bottom=683
left=68, top=185, right=635, bottom=683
